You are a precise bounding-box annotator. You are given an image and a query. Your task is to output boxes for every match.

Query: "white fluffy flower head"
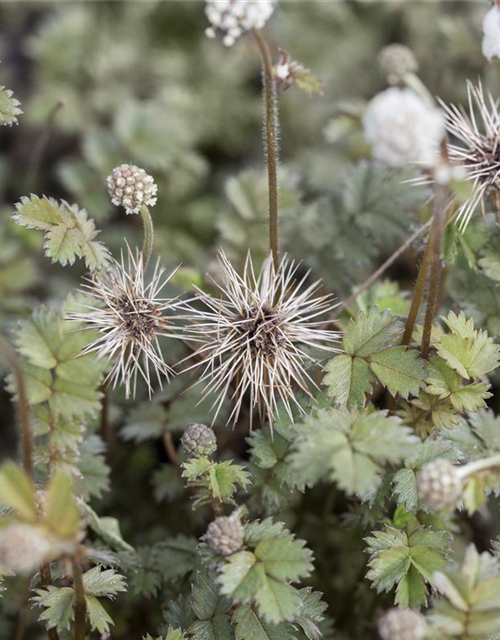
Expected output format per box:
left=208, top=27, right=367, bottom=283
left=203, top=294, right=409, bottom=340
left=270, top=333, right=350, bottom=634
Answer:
left=482, top=4, right=500, bottom=61
left=184, top=250, right=339, bottom=427
left=205, top=0, right=276, bottom=47
left=107, top=164, right=158, bottom=215
left=439, top=80, right=500, bottom=229
left=363, top=87, right=444, bottom=168
left=378, top=607, right=426, bottom=640
left=67, top=245, right=181, bottom=399
left=0, top=524, right=51, bottom=574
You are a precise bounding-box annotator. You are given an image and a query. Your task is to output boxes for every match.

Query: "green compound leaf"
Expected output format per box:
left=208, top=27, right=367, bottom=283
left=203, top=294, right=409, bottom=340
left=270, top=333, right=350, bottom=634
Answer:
left=233, top=604, right=295, bottom=640
left=429, top=545, right=500, bottom=638
left=323, top=355, right=374, bottom=408
left=323, top=307, right=426, bottom=407
left=0, top=462, right=37, bottom=523
left=437, top=311, right=500, bottom=380
left=254, top=536, right=312, bottom=583
left=294, top=587, right=328, bottom=640
left=365, top=525, right=451, bottom=609
left=188, top=569, right=233, bottom=640
left=13, top=195, right=110, bottom=270
left=34, top=567, right=125, bottom=635
left=0, top=85, right=22, bottom=126
left=344, top=307, right=401, bottom=356
left=33, top=585, right=75, bottom=632
left=426, top=356, right=492, bottom=412
left=289, top=408, right=418, bottom=496
left=369, top=346, right=426, bottom=399
left=255, top=578, right=300, bottom=624
left=10, top=306, right=106, bottom=421
left=219, top=520, right=313, bottom=624
left=182, top=458, right=251, bottom=508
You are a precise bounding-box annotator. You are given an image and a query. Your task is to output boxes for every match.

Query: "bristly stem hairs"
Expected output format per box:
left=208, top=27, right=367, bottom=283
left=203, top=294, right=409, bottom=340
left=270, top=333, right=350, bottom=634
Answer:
left=253, top=28, right=280, bottom=271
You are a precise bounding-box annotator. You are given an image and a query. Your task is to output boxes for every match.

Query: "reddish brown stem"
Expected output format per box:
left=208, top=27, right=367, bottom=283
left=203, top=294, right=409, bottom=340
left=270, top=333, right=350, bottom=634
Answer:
left=421, top=185, right=447, bottom=358
left=253, top=29, right=280, bottom=271
left=72, top=555, right=86, bottom=640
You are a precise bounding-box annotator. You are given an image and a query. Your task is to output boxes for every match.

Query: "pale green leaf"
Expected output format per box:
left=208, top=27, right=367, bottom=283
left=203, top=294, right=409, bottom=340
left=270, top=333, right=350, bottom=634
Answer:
left=0, top=85, right=22, bottom=126
left=232, top=604, right=295, bottom=640
left=322, top=355, right=374, bottom=407
left=44, top=471, right=80, bottom=539
left=0, top=462, right=37, bottom=522
left=369, top=346, right=426, bottom=398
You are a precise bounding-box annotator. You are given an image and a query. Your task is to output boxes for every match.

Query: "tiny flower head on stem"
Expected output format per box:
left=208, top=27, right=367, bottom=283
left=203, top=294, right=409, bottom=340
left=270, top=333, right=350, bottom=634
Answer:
left=106, top=164, right=157, bottom=216
left=205, top=0, right=277, bottom=47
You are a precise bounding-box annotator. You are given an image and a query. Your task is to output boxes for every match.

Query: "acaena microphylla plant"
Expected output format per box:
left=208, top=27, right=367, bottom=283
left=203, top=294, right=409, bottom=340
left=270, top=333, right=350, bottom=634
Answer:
left=6, top=3, right=500, bottom=640
left=182, top=250, right=339, bottom=427
left=67, top=244, right=183, bottom=399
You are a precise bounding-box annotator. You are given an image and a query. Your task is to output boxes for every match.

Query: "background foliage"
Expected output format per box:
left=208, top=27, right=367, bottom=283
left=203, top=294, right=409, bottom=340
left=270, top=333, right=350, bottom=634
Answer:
left=1, top=2, right=500, bottom=640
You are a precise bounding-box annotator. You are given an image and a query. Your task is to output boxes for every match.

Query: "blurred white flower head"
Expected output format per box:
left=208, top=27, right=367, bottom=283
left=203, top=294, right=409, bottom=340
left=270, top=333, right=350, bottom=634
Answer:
left=363, top=87, right=444, bottom=168
left=440, top=80, right=500, bottom=229
left=0, top=524, right=51, bottom=574
left=482, top=4, right=500, bottom=61
left=107, top=164, right=158, bottom=215
left=205, top=0, right=276, bottom=47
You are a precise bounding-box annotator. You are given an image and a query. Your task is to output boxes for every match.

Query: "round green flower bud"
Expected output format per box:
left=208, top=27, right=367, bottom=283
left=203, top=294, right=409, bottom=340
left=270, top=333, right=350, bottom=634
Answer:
left=416, top=458, right=462, bottom=511
left=378, top=44, right=418, bottom=84
left=181, top=423, right=217, bottom=459
left=205, top=517, right=244, bottom=556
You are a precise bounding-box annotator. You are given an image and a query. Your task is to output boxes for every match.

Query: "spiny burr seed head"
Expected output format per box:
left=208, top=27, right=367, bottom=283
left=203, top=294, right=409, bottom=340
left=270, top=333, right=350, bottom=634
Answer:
left=181, top=423, right=217, bottom=459
left=0, top=523, right=51, bottom=574
left=416, top=458, right=462, bottom=511
left=206, top=516, right=244, bottom=556
left=67, top=245, right=180, bottom=399
left=106, top=164, right=158, bottom=215
left=378, top=44, right=418, bottom=84
left=378, top=608, right=426, bottom=640
left=205, top=0, right=276, bottom=47
left=184, top=250, right=339, bottom=427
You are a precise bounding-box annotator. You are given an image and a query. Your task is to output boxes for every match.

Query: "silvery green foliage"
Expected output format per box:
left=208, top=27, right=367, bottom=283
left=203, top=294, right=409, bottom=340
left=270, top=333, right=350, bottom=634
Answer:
left=2, top=3, right=500, bottom=640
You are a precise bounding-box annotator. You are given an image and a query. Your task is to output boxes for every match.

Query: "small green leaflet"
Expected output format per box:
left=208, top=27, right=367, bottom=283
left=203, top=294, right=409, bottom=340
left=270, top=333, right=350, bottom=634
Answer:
left=10, top=306, right=106, bottom=421
left=365, top=525, right=451, bottom=608
left=289, top=407, right=418, bottom=497
left=429, top=545, right=500, bottom=638
left=219, top=520, right=313, bottom=624
left=0, top=85, right=22, bottom=126
left=13, top=195, right=110, bottom=270
left=323, top=307, right=426, bottom=407
left=33, top=566, right=126, bottom=634
left=437, top=311, right=500, bottom=380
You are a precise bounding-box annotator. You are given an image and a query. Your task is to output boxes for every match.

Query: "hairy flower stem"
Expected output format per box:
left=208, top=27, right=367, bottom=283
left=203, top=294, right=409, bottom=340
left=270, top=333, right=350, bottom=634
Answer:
left=401, top=237, right=432, bottom=347
left=40, top=564, right=60, bottom=640
left=1, top=335, right=59, bottom=640
left=72, top=555, right=87, bottom=640
left=140, top=204, right=154, bottom=270
left=421, top=185, right=447, bottom=359
left=459, top=454, right=500, bottom=478
left=0, top=337, right=33, bottom=478
left=253, top=29, right=280, bottom=271
left=163, top=432, right=180, bottom=468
